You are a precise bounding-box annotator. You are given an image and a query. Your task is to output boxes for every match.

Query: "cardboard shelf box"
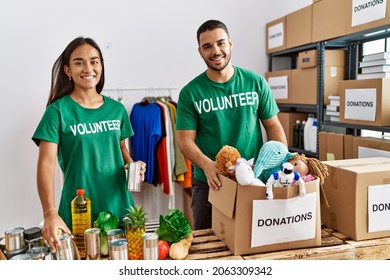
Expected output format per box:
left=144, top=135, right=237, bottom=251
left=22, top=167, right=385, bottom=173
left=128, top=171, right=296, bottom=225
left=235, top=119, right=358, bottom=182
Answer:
left=266, top=17, right=286, bottom=54
left=286, top=5, right=312, bottom=49
left=322, top=157, right=390, bottom=241
left=346, top=0, right=390, bottom=34
left=339, top=78, right=390, bottom=126
left=278, top=112, right=309, bottom=147
left=265, top=70, right=291, bottom=104
left=209, top=175, right=321, bottom=255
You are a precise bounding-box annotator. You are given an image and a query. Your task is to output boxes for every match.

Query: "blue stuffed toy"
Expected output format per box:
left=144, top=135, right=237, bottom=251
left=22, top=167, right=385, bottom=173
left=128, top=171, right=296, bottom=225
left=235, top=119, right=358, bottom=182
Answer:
left=253, top=140, right=295, bottom=183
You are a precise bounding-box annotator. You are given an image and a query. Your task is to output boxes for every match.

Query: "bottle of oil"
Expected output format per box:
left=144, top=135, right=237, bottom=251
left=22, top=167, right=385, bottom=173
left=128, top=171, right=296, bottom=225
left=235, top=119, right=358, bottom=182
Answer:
left=71, top=188, right=91, bottom=259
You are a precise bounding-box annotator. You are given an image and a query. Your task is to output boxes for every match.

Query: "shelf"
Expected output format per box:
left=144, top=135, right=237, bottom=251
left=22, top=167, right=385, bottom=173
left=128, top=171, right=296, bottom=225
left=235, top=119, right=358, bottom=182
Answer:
left=322, top=121, right=390, bottom=133
left=278, top=104, right=319, bottom=114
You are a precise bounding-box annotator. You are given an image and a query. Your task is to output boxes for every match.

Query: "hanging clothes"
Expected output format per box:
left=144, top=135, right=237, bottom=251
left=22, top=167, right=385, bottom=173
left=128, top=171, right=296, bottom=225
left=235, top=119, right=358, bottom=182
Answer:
left=129, top=102, right=162, bottom=185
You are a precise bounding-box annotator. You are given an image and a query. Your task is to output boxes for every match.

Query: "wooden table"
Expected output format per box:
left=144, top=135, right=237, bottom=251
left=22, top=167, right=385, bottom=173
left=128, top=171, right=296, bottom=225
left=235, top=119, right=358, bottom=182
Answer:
left=186, top=226, right=390, bottom=260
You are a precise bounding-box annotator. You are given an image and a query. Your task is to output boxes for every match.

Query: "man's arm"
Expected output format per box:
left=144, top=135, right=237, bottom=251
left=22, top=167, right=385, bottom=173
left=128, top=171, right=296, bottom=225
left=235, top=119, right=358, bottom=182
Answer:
left=176, top=129, right=222, bottom=190
left=261, top=115, right=288, bottom=146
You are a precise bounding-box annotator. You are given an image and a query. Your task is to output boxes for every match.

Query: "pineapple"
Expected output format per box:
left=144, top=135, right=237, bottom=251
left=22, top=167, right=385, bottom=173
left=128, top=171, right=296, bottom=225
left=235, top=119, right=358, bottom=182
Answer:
left=123, top=205, right=148, bottom=260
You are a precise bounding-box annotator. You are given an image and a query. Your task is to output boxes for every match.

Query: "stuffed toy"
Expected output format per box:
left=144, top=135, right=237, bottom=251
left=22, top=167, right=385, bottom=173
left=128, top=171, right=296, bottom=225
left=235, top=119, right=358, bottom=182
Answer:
left=215, top=145, right=241, bottom=180
left=228, top=158, right=265, bottom=186
left=287, top=153, right=329, bottom=185
left=253, top=140, right=295, bottom=183
left=265, top=162, right=306, bottom=200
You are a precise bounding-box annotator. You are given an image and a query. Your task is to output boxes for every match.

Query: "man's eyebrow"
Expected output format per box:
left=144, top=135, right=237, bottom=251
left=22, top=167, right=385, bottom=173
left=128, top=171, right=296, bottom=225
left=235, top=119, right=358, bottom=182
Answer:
left=72, top=56, right=100, bottom=61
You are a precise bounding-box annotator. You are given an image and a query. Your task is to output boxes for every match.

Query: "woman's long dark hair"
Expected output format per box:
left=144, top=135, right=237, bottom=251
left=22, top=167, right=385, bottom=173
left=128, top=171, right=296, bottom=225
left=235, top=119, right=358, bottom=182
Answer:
left=47, top=37, right=105, bottom=107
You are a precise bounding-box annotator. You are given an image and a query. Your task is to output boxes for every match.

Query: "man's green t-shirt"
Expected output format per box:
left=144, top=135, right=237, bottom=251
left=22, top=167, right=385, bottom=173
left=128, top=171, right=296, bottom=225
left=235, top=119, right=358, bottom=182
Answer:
left=32, top=95, right=135, bottom=229
left=176, top=66, right=279, bottom=182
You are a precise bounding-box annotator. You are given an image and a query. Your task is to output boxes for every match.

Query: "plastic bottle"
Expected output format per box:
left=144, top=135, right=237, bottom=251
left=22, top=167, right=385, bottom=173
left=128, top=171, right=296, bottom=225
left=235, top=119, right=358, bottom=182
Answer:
left=304, top=114, right=314, bottom=151
left=71, top=188, right=91, bottom=259
left=309, top=118, right=318, bottom=153
left=299, top=120, right=305, bottom=150
left=293, top=120, right=301, bottom=148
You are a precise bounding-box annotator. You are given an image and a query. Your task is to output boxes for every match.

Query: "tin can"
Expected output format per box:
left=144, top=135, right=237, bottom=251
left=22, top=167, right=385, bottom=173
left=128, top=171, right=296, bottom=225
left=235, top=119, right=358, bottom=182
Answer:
left=5, top=227, right=25, bottom=253
left=107, top=228, right=124, bottom=250
left=109, top=238, right=128, bottom=260
left=84, top=228, right=101, bottom=260
left=142, top=232, right=159, bottom=260
left=127, top=162, right=142, bottom=192
left=56, top=232, right=75, bottom=260
left=26, top=246, right=49, bottom=260
left=10, top=253, right=34, bottom=260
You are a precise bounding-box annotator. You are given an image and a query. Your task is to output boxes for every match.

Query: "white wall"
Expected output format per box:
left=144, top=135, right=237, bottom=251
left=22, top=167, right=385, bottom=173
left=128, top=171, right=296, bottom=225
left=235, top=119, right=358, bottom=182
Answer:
left=0, top=0, right=312, bottom=235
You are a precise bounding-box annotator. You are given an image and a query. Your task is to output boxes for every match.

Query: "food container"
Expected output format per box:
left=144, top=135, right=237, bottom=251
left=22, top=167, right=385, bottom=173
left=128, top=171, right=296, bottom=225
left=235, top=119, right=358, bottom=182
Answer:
left=84, top=228, right=101, bottom=260
left=109, top=238, right=128, bottom=260
left=127, top=162, right=142, bottom=192
left=56, top=232, right=75, bottom=260
left=26, top=246, right=49, bottom=260
left=142, top=232, right=158, bottom=260
left=5, top=227, right=26, bottom=254
left=24, top=227, right=44, bottom=249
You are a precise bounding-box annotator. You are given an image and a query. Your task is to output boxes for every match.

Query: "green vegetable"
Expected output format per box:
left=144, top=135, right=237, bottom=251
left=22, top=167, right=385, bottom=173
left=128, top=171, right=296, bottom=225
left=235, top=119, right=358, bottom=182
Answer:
left=93, top=210, right=119, bottom=256
left=156, top=209, right=192, bottom=244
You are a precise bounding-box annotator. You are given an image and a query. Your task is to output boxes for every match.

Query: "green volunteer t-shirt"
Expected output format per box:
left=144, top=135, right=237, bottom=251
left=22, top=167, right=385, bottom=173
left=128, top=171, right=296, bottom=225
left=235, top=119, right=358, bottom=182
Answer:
left=176, top=66, right=279, bottom=182
left=32, top=95, right=135, bottom=229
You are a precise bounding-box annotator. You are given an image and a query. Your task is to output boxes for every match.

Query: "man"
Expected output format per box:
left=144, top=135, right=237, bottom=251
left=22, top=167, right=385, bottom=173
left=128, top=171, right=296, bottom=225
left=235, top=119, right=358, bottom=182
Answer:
left=176, top=19, right=287, bottom=230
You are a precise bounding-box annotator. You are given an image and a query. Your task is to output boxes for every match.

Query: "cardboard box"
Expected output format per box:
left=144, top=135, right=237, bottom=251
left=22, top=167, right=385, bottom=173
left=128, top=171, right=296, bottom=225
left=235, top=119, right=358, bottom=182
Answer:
left=291, top=68, right=317, bottom=104
left=322, top=157, right=390, bottom=241
left=298, top=49, right=346, bottom=69
left=312, top=0, right=348, bottom=42
left=266, top=17, right=286, bottom=53
left=344, top=134, right=354, bottom=159
left=339, top=79, right=390, bottom=126
left=353, top=136, right=390, bottom=158
left=278, top=112, right=308, bottom=147
left=286, top=5, right=312, bottom=49
left=298, top=49, right=346, bottom=105
left=347, top=0, right=390, bottom=34
left=0, top=249, right=6, bottom=260
left=265, top=70, right=291, bottom=104
left=209, top=175, right=321, bottom=255
left=319, top=132, right=345, bottom=161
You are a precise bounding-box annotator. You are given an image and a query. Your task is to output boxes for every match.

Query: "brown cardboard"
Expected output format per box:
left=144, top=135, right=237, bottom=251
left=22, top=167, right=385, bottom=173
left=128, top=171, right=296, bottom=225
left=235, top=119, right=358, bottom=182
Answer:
left=344, top=134, right=354, bottom=159
left=312, top=0, right=348, bottom=42
left=319, top=132, right=351, bottom=161
left=209, top=175, right=321, bottom=255
left=346, top=0, right=390, bottom=34
left=323, top=66, right=346, bottom=105
left=265, top=70, right=291, bottom=104
left=322, top=157, right=390, bottom=241
left=339, top=79, right=390, bottom=126
left=183, top=188, right=194, bottom=230
left=353, top=136, right=390, bottom=158
left=291, top=68, right=317, bottom=104
left=286, top=5, right=312, bottom=49
left=0, top=249, right=6, bottom=260
left=298, top=49, right=346, bottom=69
left=266, top=17, right=286, bottom=54
left=278, top=112, right=308, bottom=147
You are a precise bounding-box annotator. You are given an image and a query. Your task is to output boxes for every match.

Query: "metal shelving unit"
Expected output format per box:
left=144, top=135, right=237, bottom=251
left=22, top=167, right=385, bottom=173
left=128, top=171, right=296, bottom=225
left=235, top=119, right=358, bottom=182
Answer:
left=269, top=23, right=390, bottom=158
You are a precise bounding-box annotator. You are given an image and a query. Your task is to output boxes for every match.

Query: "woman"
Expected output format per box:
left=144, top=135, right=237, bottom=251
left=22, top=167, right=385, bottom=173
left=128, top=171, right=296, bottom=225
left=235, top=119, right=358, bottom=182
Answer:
left=32, top=37, right=145, bottom=252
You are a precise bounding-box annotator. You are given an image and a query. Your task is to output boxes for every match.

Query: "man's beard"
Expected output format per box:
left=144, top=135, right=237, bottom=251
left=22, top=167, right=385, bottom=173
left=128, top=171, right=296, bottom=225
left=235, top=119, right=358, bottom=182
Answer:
left=204, top=53, right=231, bottom=72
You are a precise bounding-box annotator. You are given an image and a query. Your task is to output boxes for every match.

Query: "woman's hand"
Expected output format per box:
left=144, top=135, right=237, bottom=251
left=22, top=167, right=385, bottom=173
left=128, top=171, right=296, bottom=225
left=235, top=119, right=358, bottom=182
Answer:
left=41, top=210, right=71, bottom=253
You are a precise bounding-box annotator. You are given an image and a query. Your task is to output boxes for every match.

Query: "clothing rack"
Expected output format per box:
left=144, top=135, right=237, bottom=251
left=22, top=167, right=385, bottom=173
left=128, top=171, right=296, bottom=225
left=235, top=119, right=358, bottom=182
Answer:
left=102, top=87, right=178, bottom=102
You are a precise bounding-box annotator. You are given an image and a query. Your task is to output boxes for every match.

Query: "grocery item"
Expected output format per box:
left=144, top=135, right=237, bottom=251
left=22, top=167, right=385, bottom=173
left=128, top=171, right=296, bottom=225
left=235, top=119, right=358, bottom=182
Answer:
left=71, top=188, right=91, bottom=258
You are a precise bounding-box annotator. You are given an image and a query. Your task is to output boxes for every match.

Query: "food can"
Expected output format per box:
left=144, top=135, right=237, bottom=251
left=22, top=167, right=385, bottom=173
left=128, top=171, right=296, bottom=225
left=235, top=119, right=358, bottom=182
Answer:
left=26, top=246, right=49, bottom=260
left=9, top=253, right=34, bottom=260
left=84, top=228, right=101, bottom=260
left=127, top=162, right=142, bottom=192
left=5, top=227, right=25, bottom=253
left=109, top=238, right=128, bottom=260
left=142, top=232, right=158, bottom=260
left=107, top=228, right=124, bottom=251
left=56, top=232, right=74, bottom=260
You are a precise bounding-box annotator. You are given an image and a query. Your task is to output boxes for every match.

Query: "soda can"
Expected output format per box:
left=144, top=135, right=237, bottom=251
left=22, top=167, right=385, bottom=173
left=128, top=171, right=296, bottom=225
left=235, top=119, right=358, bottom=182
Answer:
left=109, top=238, right=128, bottom=260
left=142, top=232, right=159, bottom=260
left=127, top=162, right=142, bottom=192
left=84, top=228, right=101, bottom=260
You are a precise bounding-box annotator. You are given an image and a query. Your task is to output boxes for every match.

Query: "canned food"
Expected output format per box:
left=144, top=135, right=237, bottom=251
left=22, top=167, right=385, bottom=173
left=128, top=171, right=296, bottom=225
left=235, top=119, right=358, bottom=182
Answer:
left=10, top=253, right=33, bottom=260
left=26, top=246, right=49, bottom=260
left=5, top=227, right=25, bottom=253
left=127, top=162, right=142, bottom=192
left=56, top=232, right=75, bottom=260
left=107, top=228, right=124, bottom=251
left=109, top=238, right=128, bottom=260
left=142, top=232, right=158, bottom=260
left=84, top=228, right=101, bottom=260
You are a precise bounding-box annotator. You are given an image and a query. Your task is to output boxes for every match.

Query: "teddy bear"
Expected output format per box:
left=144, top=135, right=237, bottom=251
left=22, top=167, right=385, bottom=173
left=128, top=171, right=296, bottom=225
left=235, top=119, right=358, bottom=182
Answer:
left=215, top=145, right=241, bottom=180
